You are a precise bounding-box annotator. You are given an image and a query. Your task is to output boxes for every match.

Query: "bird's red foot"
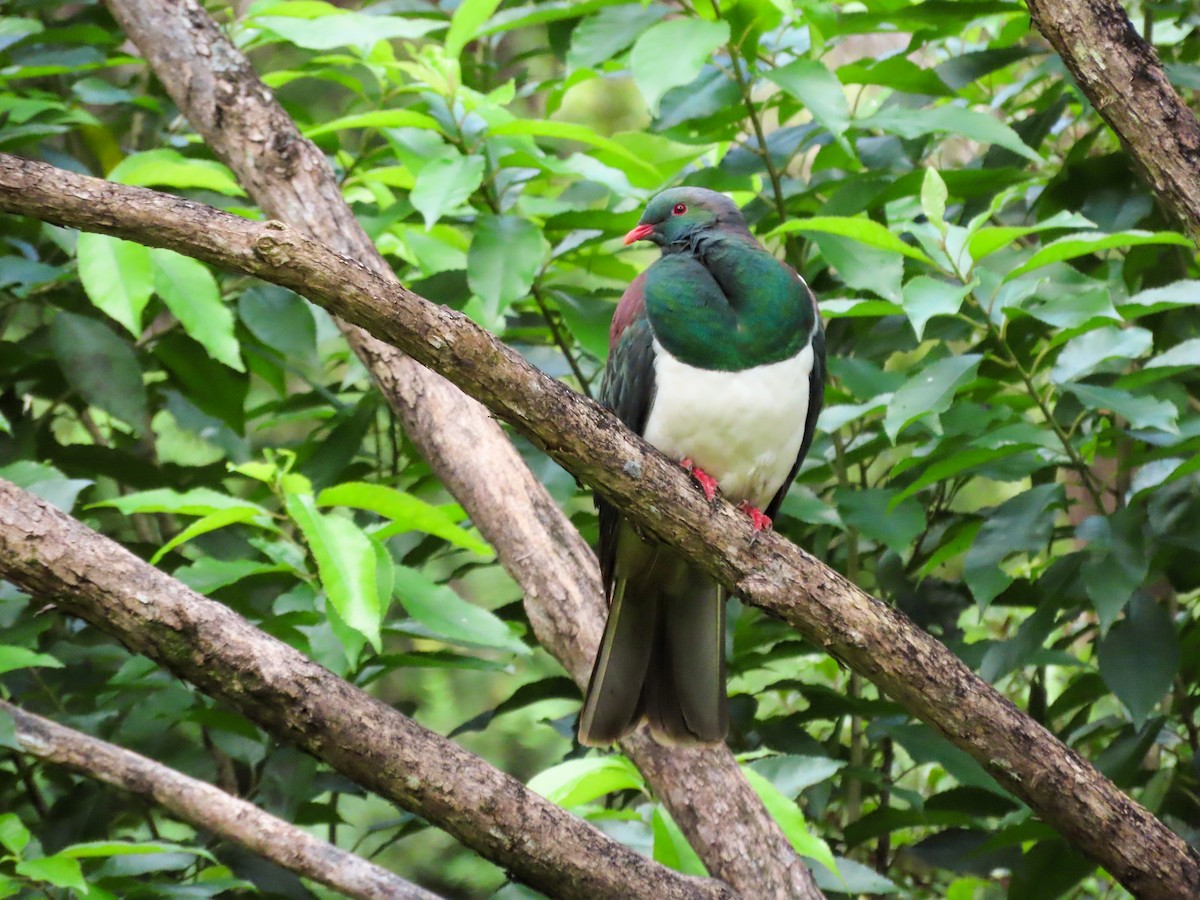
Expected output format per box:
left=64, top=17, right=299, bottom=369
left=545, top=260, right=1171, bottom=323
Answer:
left=679, top=458, right=719, bottom=502
left=737, top=501, right=773, bottom=532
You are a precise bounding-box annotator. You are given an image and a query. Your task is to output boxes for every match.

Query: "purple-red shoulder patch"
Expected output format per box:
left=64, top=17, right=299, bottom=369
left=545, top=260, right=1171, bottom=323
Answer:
left=610, top=270, right=648, bottom=345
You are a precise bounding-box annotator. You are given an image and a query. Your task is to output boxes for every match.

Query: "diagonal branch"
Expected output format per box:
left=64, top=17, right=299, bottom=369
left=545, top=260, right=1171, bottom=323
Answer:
left=0, top=478, right=731, bottom=900
left=1, top=154, right=1197, bottom=899
left=1025, top=0, right=1200, bottom=241
left=96, top=0, right=821, bottom=893
left=0, top=700, right=439, bottom=900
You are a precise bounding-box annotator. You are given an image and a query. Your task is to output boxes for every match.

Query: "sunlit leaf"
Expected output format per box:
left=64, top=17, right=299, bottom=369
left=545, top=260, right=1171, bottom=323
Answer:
left=76, top=232, right=153, bottom=334
left=151, top=249, right=243, bottom=371
left=630, top=18, right=729, bottom=115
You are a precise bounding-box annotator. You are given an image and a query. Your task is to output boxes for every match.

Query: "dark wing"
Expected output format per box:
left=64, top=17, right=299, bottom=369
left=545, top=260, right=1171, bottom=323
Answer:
left=597, top=276, right=657, bottom=596
left=765, top=277, right=825, bottom=521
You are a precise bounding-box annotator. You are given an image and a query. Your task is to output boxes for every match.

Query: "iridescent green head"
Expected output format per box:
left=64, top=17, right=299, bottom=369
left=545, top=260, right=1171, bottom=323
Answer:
left=624, top=187, right=747, bottom=247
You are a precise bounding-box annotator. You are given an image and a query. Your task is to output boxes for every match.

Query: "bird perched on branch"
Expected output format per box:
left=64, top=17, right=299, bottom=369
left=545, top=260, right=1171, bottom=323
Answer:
left=579, top=187, right=825, bottom=747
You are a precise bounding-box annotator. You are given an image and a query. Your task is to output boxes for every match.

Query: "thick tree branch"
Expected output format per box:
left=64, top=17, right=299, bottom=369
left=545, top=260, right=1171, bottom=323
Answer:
left=0, top=479, right=731, bottom=900
left=1026, top=0, right=1200, bottom=241
left=98, top=0, right=822, bottom=894
left=1, top=156, right=1197, bottom=899
left=0, top=701, right=436, bottom=900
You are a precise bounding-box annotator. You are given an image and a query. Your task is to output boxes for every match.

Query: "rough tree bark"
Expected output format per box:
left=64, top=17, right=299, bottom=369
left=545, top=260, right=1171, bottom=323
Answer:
left=2, top=154, right=1198, bottom=899
left=95, top=0, right=823, bottom=894
left=0, top=479, right=732, bottom=900
left=0, top=701, right=439, bottom=900
left=1025, top=0, right=1200, bottom=241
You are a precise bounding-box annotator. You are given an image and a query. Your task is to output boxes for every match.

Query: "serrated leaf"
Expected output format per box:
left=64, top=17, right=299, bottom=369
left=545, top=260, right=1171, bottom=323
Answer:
left=467, top=215, right=546, bottom=320
left=884, top=354, right=981, bottom=441
left=1062, top=383, right=1177, bottom=432
left=771, top=216, right=934, bottom=264
left=1099, top=594, right=1178, bottom=728
left=630, top=18, right=729, bottom=115
left=1008, top=231, right=1193, bottom=279
left=0, top=646, right=64, bottom=675
left=964, top=485, right=1062, bottom=607
left=50, top=312, right=148, bottom=433
left=409, top=154, right=485, bottom=228
left=76, top=232, right=153, bottom=335
left=58, top=840, right=215, bottom=861
left=304, top=108, right=439, bottom=139
left=393, top=565, right=528, bottom=655
left=151, top=248, right=243, bottom=371
left=765, top=58, right=849, bottom=137
left=286, top=494, right=383, bottom=653
left=528, top=755, right=645, bottom=807
left=920, top=168, right=948, bottom=229
left=489, top=120, right=660, bottom=180
left=902, top=276, right=971, bottom=339
left=567, top=3, right=668, bottom=69
left=967, top=211, right=1095, bottom=262
left=91, top=487, right=268, bottom=517
left=250, top=12, right=443, bottom=50
left=1147, top=337, right=1200, bottom=369
left=812, top=233, right=903, bottom=302
left=318, top=482, right=491, bottom=555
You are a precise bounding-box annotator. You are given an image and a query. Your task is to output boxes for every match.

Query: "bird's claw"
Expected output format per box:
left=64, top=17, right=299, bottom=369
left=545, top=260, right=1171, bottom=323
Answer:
left=679, top=458, right=719, bottom=502
left=737, top=501, right=772, bottom=534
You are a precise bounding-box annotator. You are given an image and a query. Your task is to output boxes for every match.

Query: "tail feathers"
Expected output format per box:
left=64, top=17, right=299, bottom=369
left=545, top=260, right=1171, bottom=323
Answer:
left=579, top=562, right=727, bottom=747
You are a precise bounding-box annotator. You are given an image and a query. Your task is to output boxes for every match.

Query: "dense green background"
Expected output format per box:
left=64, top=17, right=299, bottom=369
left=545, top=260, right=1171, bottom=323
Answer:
left=2, top=0, right=1200, bottom=897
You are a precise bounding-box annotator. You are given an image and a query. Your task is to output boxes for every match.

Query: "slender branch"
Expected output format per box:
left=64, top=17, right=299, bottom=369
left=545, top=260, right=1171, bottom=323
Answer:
left=0, top=479, right=732, bottom=900
left=98, top=1, right=820, bottom=893
left=531, top=285, right=593, bottom=398
left=0, top=701, right=439, bottom=900
left=2, top=155, right=1197, bottom=898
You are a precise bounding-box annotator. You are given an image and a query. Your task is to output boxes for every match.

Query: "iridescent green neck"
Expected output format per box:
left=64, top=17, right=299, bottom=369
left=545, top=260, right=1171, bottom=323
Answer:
left=643, top=234, right=813, bottom=372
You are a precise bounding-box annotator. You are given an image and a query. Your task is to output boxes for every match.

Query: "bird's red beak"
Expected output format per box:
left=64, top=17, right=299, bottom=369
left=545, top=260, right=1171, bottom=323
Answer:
left=623, top=223, right=655, bottom=245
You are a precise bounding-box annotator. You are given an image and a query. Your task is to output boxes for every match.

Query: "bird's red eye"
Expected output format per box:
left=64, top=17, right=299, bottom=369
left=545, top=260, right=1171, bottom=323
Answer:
left=672, top=203, right=687, bottom=215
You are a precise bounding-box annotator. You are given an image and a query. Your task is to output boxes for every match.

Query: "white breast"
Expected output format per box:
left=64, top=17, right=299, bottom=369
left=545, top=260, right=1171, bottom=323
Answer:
left=642, top=339, right=815, bottom=509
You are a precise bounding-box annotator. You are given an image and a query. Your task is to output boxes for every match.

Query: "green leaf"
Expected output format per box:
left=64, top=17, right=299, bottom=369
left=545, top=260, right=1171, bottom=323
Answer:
left=765, top=59, right=849, bottom=137
left=527, top=755, right=645, bottom=807
left=1099, top=594, right=1179, bottom=728
left=150, top=507, right=272, bottom=565
left=652, top=807, right=708, bottom=876
left=76, top=232, right=154, bottom=335
left=920, top=168, right=948, bottom=231
left=630, top=18, right=729, bottom=115
left=967, top=211, right=1095, bottom=262
left=304, top=109, right=440, bottom=138
left=770, top=216, right=935, bottom=265
left=238, top=287, right=316, bottom=357
left=489, top=120, right=660, bottom=180
left=0, top=709, right=16, bottom=752
left=860, top=105, right=1041, bottom=163
left=0, top=17, right=43, bottom=53
left=748, top=755, right=846, bottom=795
left=318, top=482, right=491, bottom=555
left=49, top=312, right=148, bottom=433
left=1147, top=338, right=1200, bottom=369
left=91, top=487, right=268, bottom=517
left=1008, top=230, right=1193, bottom=279
left=813, top=857, right=900, bottom=895
left=0, top=646, right=64, bottom=675
left=151, top=249, right=243, bottom=371
left=1062, top=383, right=1178, bottom=432
left=0, top=813, right=30, bottom=855
left=250, top=11, right=443, bottom=50
left=1079, top=510, right=1148, bottom=631
left=811, top=234, right=903, bottom=302
left=964, top=485, right=1063, bottom=607
left=836, top=488, right=925, bottom=552
left=409, top=154, right=485, bottom=229
left=392, top=565, right=529, bottom=655
left=567, top=3, right=669, bottom=69
left=108, top=149, right=243, bottom=196
left=884, top=354, right=981, bottom=441
left=58, top=840, right=214, bottom=861
left=467, top=215, right=546, bottom=320
left=286, top=493, right=383, bottom=653
left=444, top=0, right=502, bottom=59
left=1050, top=326, right=1152, bottom=383
left=742, top=768, right=839, bottom=876
left=15, top=856, right=87, bottom=893
left=901, top=276, right=971, bottom=339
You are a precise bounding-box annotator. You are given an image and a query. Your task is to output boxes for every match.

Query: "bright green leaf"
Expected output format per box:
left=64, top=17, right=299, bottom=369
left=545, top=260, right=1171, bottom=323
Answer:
left=409, top=154, right=485, bottom=229
left=445, top=0, right=502, bottom=59
left=58, top=840, right=215, bottom=861
left=1050, top=326, right=1152, bottom=383
left=76, top=232, right=153, bottom=335
left=318, top=482, right=491, bottom=555
left=1062, top=383, right=1178, bottom=432
left=920, top=168, right=948, bottom=231
left=15, top=855, right=87, bottom=892
left=630, top=18, right=729, bottom=115
left=860, top=105, right=1041, bottom=163
left=902, top=276, right=971, bottom=339
left=0, top=646, right=64, bottom=675
left=467, top=215, right=547, bottom=320
left=567, top=3, right=668, bottom=69
left=884, top=354, right=981, bottom=441
left=771, top=216, right=935, bottom=265
left=250, top=12, right=443, bottom=50
left=108, top=149, right=243, bottom=196
left=743, top=768, right=839, bottom=876
left=0, top=813, right=30, bottom=855
left=91, top=487, right=268, bottom=517
left=528, top=755, right=645, bottom=807
left=151, top=249, right=243, bottom=371
left=393, top=565, right=529, bottom=655
left=304, top=109, right=440, bottom=139
left=765, top=59, right=849, bottom=137
left=1008, top=230, right=1193, bottom=279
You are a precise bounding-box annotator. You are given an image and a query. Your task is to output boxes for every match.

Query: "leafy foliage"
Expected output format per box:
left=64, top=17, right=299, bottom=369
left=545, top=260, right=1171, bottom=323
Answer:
left=2, top=0, right=1200, bottom=897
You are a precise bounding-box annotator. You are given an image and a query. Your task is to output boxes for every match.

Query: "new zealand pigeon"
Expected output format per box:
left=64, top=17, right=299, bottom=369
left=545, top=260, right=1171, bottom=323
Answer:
left=578, top=187, right=825, bottom=747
